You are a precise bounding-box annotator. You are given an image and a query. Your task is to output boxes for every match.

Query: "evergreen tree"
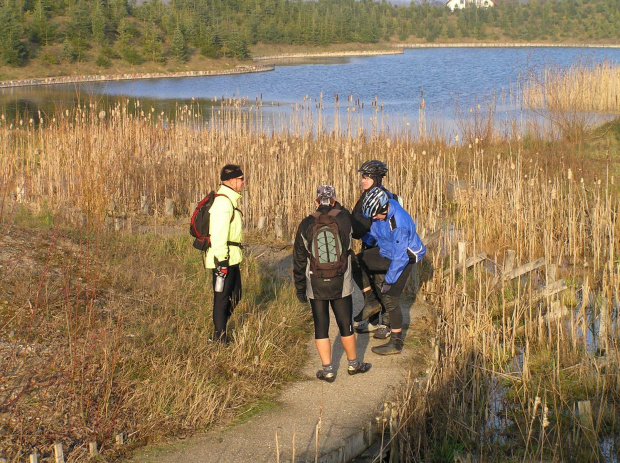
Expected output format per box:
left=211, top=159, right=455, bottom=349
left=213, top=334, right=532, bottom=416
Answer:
left=30, top=0, right=55, bottom=45
left=170, top=24, right=188, bottom=62
left=91, top=0, right=107, bottom=45
left=143, top=20, right=164, bottom=62
left=0, top=3, right=27, bottom=66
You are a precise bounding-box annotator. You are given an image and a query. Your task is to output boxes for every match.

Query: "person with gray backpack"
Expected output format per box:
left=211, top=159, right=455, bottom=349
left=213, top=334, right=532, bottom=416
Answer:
left=293, top=185, right=371, bottom=383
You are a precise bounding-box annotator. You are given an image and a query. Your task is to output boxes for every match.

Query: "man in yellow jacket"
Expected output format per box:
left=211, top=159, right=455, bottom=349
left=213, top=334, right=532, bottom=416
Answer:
left=204, top=164, right=245, bottom=343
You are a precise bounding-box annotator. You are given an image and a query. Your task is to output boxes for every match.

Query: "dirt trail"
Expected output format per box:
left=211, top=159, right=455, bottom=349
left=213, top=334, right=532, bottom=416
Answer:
left=128, top=244, right=434, bottom=463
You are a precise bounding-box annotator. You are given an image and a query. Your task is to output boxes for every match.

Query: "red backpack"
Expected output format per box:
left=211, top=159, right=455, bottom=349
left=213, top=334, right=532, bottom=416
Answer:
left=189, top=192, right=235, bottom=251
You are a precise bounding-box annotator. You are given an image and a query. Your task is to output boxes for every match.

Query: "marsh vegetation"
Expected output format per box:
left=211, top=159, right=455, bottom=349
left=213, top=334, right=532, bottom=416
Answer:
left=1, top=62, right=620, bottom=461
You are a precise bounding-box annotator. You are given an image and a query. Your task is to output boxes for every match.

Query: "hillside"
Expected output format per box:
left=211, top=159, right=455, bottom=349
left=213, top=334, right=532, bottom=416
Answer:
left=1, top=0, right=619, bottom=80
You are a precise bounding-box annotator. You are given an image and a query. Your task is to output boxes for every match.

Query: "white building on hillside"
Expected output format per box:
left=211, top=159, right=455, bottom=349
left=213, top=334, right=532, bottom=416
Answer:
left=446, top=0, right=494, bottom=11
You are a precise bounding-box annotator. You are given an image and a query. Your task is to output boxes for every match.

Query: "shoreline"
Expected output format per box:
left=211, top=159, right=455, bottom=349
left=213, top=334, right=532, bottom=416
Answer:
left=0, top=64, right=274, bottom=89
left=252, top=49, right=403, bottom=61
left=252, top=42, right=620, bottom=61
left=393, top=42, right=620, bottom=49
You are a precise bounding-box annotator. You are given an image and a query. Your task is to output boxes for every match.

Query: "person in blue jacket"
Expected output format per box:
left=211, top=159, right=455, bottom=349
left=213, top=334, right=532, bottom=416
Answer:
left=359, top=187, right=426, bottom=355
left=350, top=160, right=400, bottom=339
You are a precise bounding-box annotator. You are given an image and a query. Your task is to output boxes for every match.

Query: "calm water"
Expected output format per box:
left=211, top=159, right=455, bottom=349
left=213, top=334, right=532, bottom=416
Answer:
left=2, top=47, right=619, bottom=135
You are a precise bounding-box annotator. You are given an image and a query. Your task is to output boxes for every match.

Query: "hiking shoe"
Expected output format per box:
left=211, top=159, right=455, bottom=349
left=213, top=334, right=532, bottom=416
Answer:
left=316, top=370, right=335, bottom=383
left=347, top=362, right=372, bottom=375
left=373, top=325, right=392, bottom=339
left=371, top=333, right=403, bottom=356
left=354, top=320, right=380, bottom=333
left=353, top=300, right=382, bottom=323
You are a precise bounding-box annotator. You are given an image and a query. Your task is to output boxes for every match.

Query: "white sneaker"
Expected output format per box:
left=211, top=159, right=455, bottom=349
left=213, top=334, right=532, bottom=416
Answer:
left=354, top=320, right=380, bottom=333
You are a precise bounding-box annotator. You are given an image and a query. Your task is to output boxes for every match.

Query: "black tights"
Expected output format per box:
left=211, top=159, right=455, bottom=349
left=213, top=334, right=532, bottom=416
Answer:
left=310, top=295, right=354, bottom=339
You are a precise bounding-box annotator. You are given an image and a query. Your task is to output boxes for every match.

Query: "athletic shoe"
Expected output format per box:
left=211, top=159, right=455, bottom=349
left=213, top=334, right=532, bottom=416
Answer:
left=373, top=325, right=392, bottom=339
left=347, top=362, right=372, bottom=375
left=354, top=320, right=380, bottom=333
left=316, top=370, right=335, bottom=383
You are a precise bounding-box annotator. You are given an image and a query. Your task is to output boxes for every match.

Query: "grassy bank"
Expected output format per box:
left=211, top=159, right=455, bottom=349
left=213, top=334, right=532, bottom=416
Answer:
left=0, top=209, right=311, bottom=461
left=0, top=42, right=398, bottom=83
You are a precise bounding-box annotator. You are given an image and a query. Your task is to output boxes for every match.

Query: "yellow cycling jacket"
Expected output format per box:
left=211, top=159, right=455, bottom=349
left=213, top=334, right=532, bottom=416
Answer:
left=204, top=184, right=243, bottom=269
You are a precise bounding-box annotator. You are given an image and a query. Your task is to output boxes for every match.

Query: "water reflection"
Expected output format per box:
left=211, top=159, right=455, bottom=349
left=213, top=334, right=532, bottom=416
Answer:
left=1, top=47, right=619, bottom=136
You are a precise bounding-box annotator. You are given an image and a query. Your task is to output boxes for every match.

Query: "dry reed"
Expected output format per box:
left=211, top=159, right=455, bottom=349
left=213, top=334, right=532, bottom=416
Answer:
left=1, top=77, right=619, bottom=461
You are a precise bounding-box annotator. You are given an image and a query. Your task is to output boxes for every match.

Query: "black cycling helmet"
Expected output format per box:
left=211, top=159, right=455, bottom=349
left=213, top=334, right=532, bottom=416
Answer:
left=358, top=160, right=388, bottom=178
left=362, top=187, right=389, bottom=218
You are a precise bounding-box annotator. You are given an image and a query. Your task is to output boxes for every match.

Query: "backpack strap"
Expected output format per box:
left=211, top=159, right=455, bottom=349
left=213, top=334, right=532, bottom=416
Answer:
left=214, top=194, right=243, bottom=253
left=214, top=193, right=238, bottom=223
left=327, top=209, right=341, bottom=217
left=312, top=208, right=340, bottom=219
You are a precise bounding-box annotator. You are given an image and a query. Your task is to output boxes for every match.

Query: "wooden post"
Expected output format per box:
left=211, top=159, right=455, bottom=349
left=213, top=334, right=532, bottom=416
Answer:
left=164, top=198, right=174, bottom=217
left=140, top=195, right=149, bottom=215
left=115, top=433, right=124, bottom=446
left=257, top=216, right=266, bottom=230
left=107, top=199, right=117, bottom=216
left=457, top=241, right=466, bottom=265
left=29, top=452, right=38, bottom=463
left=504, top=249, right=516, bottom=274
left=89, top=441, right=98, bottom=457
left=274, top=217, right=283, bottom=239
left=599, top=297, right=610, bottom=355
left=16, top=182, right=25, bottom=203
left=389, top=403, right=399, bottom=463
left=547, top=263, right=557, bottom=283
left=53, top=443, right=64, bottom=463
left=114, top=217, right=123, bottom=231
left=577, top=400, right=594, bottom=430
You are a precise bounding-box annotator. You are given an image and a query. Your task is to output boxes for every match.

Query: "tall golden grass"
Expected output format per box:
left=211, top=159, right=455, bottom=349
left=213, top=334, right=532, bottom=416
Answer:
left=525, top=60, right=620, bottom=113
left=523, top=60, right=620, bottom=142
left=1, top=69, right=619, bottom=460
left=395, top=146, right=620, bottom=460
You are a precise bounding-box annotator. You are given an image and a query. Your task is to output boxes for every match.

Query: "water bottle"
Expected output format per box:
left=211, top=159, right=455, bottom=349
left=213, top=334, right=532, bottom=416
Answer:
left=214, top=273, right=225, bottom=293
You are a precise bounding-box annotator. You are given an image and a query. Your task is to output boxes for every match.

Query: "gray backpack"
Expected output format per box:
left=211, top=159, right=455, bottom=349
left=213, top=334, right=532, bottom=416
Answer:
left=309, top=209, right=347, bottom=279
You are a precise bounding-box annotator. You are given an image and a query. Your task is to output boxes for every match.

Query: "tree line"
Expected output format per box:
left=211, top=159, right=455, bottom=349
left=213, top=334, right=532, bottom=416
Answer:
left=0, top=0, right=618, bottom=68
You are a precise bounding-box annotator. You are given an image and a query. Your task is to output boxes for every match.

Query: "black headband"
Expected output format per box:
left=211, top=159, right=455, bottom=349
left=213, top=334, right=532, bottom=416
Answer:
left=221, top=168, right=243, bottom=181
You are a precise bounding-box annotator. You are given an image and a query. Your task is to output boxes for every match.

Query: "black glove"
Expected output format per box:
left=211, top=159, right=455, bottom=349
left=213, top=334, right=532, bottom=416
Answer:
left=296, top=291, right=308, bottom=303
left=381, top=282, right=392, bottom=294
left=215, top=258, right=229, bottom=276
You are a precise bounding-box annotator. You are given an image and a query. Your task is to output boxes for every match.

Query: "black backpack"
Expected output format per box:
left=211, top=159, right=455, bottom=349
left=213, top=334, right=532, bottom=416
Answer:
left=309, top=209, right=348, bottom=279
left=189, top=192, right=235, bottom=251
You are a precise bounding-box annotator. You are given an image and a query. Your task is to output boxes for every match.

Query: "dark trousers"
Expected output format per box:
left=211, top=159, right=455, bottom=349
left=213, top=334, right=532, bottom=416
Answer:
left=212, top=264, right=242, bottom=342
left=357, top=247, right=413, bottom=330
left=351, top=250, right=383, bottom=325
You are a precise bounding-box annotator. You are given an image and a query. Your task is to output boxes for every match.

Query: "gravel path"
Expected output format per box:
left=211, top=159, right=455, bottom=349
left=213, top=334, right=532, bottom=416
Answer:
left=127, top=244, right=434, bottom=463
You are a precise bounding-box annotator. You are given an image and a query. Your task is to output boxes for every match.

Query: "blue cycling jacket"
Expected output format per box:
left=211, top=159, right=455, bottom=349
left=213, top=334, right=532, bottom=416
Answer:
left=367, top=199, right=426, bottom=284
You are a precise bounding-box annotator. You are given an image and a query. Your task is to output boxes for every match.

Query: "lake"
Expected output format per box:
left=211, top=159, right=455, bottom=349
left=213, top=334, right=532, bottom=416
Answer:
left=1, top=47, right=619, bottom=136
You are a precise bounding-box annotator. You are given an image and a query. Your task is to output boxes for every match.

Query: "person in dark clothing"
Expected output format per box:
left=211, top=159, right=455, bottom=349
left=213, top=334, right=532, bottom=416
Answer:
left=293, top=185, right=371, bottom=382
left=350, top=160, right=400, bottom=339
left=360, top=187, right=426, bottom=355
